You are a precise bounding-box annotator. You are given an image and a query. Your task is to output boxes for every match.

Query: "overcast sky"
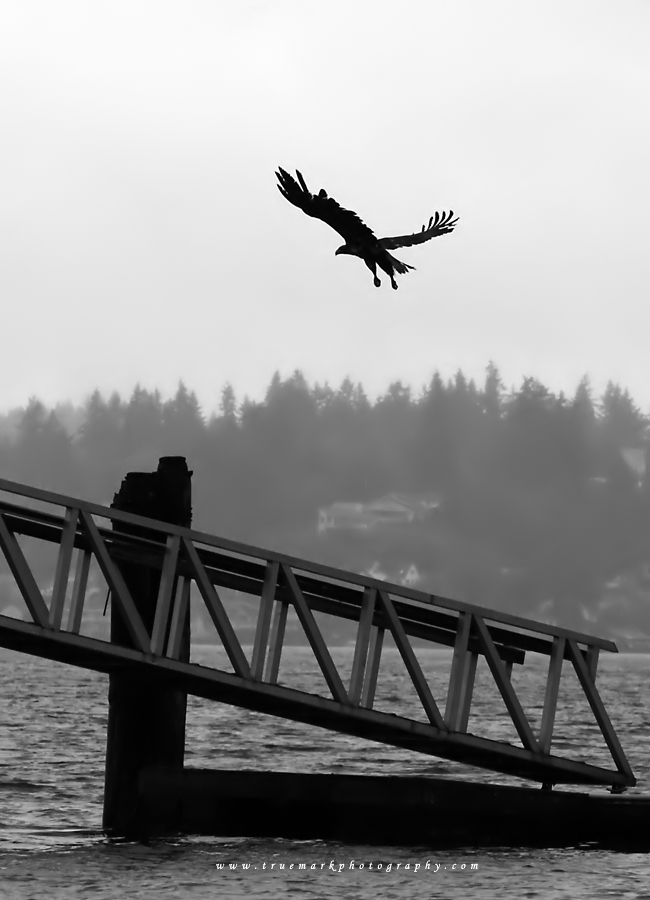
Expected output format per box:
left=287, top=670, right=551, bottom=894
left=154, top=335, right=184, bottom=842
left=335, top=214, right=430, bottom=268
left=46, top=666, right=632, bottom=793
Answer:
left=1, top=1, right=649, bottom=413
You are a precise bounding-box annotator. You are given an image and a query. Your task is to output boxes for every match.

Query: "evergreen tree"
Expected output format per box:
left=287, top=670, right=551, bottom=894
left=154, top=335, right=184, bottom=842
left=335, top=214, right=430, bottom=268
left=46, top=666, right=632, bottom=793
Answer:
left=13, top=398, right=76, bottom=492
left=481, top=361, right=504, bottom=419
left=75, top=390, right=125, bottom=497
left=218, top=383, right=238, bottom=425
left=162, top=382, right=204, bottom=454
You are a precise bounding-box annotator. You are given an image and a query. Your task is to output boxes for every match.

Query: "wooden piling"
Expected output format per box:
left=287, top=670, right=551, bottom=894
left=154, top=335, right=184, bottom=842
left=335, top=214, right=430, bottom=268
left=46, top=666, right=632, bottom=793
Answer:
left=102, top=456, right=192, bottom=836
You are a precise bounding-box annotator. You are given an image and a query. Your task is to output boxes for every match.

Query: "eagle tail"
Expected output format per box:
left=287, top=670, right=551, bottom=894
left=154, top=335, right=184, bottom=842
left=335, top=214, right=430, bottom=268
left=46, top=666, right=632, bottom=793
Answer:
left=388, top=252, right=415, bottom=275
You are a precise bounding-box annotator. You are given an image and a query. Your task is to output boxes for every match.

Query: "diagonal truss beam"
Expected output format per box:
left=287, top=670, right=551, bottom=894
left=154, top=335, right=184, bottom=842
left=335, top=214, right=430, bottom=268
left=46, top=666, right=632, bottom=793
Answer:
left=539, top=636, right=564, bottom=753
left=182, top=538, right=251, bottom=678
left=378, top=590, right=446, bottom=730
left=166, top=576, right=191, bottom=660
left=281, top=564, right=349, bottom=704
left=473, top=614, right=538, bottom=752
left=67, top=549, right=90, bottom=634
left=78, top=510, right=151, bottom=653
left=0, top=513, right=50, bottom=628
left=349, top=587, right=377, bottom=706
left=151, top=534, right=181, bottom=656
left=566, top=639, right=634, bottom=780
left=49, top=507, right=79, bottom=630
left=251, top=561, right=280, bottom=681
left=264, top=595, right=289, bottom=685
left=445, top=612, right=477, bottom=731
left=361, top=624, right=384, bottom=710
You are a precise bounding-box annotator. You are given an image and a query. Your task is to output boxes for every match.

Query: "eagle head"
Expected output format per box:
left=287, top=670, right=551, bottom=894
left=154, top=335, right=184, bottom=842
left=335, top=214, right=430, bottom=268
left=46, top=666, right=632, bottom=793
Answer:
left=335, top=244, right=351, bottom=256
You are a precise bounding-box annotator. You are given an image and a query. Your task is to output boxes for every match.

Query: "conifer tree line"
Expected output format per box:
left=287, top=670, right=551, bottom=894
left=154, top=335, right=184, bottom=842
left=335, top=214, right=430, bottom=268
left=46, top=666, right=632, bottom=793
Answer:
left=1, top=364, right=649, bottom=634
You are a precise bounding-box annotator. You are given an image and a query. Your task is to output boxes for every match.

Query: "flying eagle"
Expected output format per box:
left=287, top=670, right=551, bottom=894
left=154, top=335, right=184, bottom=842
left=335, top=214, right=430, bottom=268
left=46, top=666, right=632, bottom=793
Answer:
left=276, top=168, right=458, bottom=289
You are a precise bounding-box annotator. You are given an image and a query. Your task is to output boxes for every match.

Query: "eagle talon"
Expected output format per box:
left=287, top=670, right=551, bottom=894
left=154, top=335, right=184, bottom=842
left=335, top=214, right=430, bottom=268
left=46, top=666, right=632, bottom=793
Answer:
left=374, top=277, right=381, bottom=287
left=391, top=280, right=398, bottom=290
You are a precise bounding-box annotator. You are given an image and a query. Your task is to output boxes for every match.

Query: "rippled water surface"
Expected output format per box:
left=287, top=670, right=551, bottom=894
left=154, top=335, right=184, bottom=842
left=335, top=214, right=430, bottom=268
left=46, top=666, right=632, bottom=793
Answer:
left=1, top=646, right=650, bottom=898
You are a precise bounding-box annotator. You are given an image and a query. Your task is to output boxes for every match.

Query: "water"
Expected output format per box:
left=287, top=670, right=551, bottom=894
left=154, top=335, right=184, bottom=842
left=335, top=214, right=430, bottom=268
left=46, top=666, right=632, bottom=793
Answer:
left=1, top=646, right=650, bottom=898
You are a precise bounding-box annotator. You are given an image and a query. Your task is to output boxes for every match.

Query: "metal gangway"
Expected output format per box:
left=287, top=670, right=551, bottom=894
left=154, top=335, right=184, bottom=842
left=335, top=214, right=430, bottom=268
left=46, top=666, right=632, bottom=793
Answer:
left=0, top=476, right=635, bottom=789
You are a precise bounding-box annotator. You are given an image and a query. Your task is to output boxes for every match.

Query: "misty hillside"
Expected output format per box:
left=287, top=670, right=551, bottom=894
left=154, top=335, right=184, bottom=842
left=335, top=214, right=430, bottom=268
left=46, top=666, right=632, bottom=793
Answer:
left=1, top=365, right=650, bottom=645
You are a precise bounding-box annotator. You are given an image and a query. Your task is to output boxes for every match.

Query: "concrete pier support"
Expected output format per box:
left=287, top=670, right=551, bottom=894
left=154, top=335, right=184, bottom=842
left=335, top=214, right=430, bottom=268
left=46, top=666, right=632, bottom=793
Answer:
left=136, top=768, right=650, bottom=850
left=102, top=456, right=192, bottom=836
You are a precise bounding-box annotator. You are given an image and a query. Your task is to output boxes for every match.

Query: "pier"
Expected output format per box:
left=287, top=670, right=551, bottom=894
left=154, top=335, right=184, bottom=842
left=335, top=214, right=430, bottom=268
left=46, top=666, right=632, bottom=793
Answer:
left=0, top=461, right=641, bottom=845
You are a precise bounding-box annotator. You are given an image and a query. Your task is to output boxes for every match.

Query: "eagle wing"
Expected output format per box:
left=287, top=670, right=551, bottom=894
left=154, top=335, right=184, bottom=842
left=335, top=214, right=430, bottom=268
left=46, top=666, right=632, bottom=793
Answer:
left=276, top=168, right=378, bottom=244
left=379, top=210, right=458, bottom=250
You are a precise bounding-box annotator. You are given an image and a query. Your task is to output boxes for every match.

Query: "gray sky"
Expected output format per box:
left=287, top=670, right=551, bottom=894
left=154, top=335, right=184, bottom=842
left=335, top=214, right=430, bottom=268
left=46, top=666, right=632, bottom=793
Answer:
left=1, top=0, right=649, bottom=412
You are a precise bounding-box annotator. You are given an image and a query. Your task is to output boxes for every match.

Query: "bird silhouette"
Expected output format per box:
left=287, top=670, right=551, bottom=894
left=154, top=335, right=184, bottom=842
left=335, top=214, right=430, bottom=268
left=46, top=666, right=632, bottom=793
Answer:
left=276, top=168, right=458, bottom=289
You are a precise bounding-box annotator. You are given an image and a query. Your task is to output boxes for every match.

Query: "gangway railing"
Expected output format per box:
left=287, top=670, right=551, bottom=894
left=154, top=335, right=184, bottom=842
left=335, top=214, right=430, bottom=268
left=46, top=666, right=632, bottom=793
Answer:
left=0, top=476, right=635, bottom=789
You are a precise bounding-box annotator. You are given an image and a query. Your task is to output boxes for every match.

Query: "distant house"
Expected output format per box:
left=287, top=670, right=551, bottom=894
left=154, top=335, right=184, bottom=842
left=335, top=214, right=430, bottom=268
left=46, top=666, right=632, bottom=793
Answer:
left=392, top=492, right=441, bottom=519
left=367, top=492, right=440, bottom=522
left=318, top=491, right=440, bottom=533
left=363, top=494, right=415, bottom=525
left=318, top=502, right=375, bottom=533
